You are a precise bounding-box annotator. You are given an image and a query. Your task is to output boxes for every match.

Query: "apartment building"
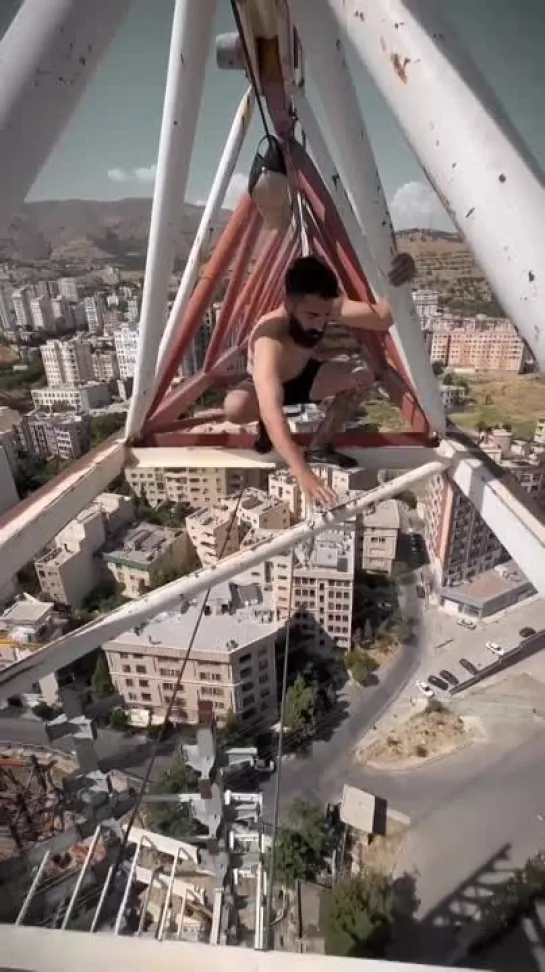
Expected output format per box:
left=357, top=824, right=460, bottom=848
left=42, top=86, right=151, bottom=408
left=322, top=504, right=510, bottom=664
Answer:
left=427, top=316, right=531, bottom=373
left=31, top=381, right=110, bottom=412
left=268, top=466, right=373, bottom=522
left=114, top=324, right=139, bottom=379
left=35, top=494, right=134, bottom=608
left=12, top=287, right=33, bottom=330
left=103, top=578, right=279, bottom=726
left=412, top=288, right=440, bottom=322
left=41, top=337, right=94, bottom=386
left=92, top=351, right=120, bottom=383
left=358, top=500, right=400, bottom=573
left=30, top=295, right=54, bottom=333
left=425, top=429, right=545, bottom=593
left=186, top=489, right=290, bottom=567
left=57, top=277, right=81, bottom=303
left=84, top=296, right=105, bottom=333
left=101, top=522, right=192, bottom=598
left=271, top=526, right=356, bottom=651
left=125, top=449, right=266, bottom=507
left=0, top=596, right=58, bottom=705
left=22, top=412, right=91, bottom=461
left=186, top=503, right=241, bottom=566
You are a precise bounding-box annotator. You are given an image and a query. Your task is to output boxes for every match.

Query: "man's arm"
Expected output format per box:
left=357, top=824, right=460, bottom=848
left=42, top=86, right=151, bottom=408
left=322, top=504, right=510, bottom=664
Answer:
left=332, top=296, right=393, bottom=332
left=252, top=337, right=306, bottom=472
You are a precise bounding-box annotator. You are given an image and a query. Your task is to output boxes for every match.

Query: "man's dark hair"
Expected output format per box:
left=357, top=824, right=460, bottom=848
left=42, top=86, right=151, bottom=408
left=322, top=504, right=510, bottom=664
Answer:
left=285, top=255, right=339, bottom=300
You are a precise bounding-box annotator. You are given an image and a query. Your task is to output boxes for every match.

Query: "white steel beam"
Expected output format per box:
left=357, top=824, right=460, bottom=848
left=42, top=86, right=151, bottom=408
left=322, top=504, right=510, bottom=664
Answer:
left=129, top=444, right=440, bottom=472
left=61, top=826, right=102, bottom=930
left=329, top=0, right=545, bottom=370
left=287, top=0, right=446, bottom=435
left=126, top=0, right=217, bottom=440
left=150, top=87, right=255, bottom=408
left=1, top=925, right=480, bottom=971
left=0, top=0, right=133, bottom=236
left=0, top=458, right=446, bottom=701
left=441, top=436, right=545, bottom=596
left=15, top=849, right=51, bottom=925
left=0, top=437, right=124, bottom=592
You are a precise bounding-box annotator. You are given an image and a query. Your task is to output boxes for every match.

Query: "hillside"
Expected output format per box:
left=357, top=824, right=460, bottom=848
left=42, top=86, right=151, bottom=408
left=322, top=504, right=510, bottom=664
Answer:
left=398, top=229, right=494, bottom=311
left=0, top=198, right=230, bottom=269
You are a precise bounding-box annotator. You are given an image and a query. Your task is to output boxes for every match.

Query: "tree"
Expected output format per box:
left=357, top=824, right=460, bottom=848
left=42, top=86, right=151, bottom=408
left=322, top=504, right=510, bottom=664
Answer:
left=222, top=709, right=238, bottom=742
left=284, top=675, right=317, bottom=740
left=90, top=412, right=126, bottom=446
left=275, top=830, right=314, bottom=887
left=109, top=707, right=129, bottom=731
left=321, top=873, right=397, bottom=958
left=441, top=371, right=454, bottom=386
left=148, top=757, right=206, bottom=839
left=290, top=798, right=332, bottom=861
left=345, top=650, right=379, bottom=686
left=91, top=651, right=114, bottom=697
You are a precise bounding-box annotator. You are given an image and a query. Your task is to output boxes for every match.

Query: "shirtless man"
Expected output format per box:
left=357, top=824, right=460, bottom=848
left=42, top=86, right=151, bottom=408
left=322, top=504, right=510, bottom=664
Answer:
left=224, top=253, right=415, bottom=507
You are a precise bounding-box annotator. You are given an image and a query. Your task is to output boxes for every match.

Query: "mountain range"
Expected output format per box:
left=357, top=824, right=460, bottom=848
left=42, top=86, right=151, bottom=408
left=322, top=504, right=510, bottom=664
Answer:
left=0, top=198, right=230, bottom=267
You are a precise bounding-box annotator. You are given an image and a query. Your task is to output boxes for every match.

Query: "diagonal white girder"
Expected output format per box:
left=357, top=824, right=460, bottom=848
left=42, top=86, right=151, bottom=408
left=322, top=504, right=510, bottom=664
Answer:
left=442, top=436, right=545, bottom=597
left=0, top=0, right=133, bottom=236
left=328, top=0, right=545, bottom=371
left=0, top=437, right=125, bottom=591
left=0, top=458, right=447, bottom=701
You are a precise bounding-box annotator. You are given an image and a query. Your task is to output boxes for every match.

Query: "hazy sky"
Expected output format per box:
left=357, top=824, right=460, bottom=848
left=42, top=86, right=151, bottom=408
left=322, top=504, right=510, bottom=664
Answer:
left=2, top=0, right=544, bottom=229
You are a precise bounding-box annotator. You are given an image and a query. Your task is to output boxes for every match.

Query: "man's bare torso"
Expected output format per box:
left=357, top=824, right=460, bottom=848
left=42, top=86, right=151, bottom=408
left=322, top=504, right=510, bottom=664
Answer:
left=247, top=309, right=325, bottom=383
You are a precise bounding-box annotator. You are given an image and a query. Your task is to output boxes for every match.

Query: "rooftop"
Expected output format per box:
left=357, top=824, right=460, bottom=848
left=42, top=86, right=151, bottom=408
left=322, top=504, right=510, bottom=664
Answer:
left=237, top=488, right=287, bottom=518
left=363, top=499, right=401, bottom=530
left=28, top=411, right=89, bottom=427
left=187, top=502, right=237, bottom=530
left=106, top=577, right=279, bottom=655
left=102, top=522, right=184, bottom=568
left=441, top=560, right=534, bottom=607
left=293, top=527, right=355, bottom=576
left=0, top=595, right=54, bottom=628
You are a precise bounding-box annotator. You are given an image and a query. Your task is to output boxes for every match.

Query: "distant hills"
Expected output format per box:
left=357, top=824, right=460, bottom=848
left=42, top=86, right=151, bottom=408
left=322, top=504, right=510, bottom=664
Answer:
left=0, top=201, right=488, bottom=307
left=0, top=198, right=230, bottom=268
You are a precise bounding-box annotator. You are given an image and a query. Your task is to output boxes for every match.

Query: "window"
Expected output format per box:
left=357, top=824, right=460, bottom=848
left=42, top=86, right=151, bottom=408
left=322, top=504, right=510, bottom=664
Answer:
left=122, top=665, right=131, bottom=673
left=136, top=665, right=146, bottom=674
left=125, top=678, right=134, bottom=687
left=139, top=679, right=149, bottom=688
left=141, top=693, right=152, bottom=702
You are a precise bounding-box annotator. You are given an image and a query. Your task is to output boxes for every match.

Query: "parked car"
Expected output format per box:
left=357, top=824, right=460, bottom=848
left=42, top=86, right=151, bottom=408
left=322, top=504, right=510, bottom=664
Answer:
left=457, top=617, right=476, bottom=630
left=486, top=640, right=506, bottom=657
left=459, top=658, right=478, bottom=676
left=439, top=669, right=459, bottom=687
left=428, top=674, right=449, bottom=691
left=416, top=680, right=434, bottom=699
left=519, top=627, right=536, bottom=639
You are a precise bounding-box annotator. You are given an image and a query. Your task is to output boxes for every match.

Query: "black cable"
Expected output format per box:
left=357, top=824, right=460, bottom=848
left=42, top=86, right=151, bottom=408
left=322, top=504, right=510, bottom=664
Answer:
left=230, top=0, right=274, bottom=146
left=99, top=487, right=248, bottom=916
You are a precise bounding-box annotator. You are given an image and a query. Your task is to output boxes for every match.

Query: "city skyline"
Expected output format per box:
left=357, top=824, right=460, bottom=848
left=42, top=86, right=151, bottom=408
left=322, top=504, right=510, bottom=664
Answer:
left=1, top=0, right=544, bottom=230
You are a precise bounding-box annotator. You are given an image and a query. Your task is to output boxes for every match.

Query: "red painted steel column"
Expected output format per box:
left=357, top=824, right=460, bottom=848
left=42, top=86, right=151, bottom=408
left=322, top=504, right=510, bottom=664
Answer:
left=148, top=192, right=256, bottom=416
left=202, top=206, right=263, bottom=370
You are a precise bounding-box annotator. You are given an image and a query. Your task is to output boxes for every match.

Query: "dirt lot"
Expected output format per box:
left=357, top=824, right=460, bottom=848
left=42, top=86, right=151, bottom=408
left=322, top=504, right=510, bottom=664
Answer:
left=351, top=819, right=408, bottom=877
left=358, top=704, right=469, bottom=770
left=450, top=374, right=545, bottom=438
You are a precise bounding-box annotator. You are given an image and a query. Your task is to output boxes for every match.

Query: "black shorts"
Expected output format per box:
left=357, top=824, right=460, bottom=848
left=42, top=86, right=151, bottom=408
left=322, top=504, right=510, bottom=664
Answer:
left=248, top=358, right=323, bottom=407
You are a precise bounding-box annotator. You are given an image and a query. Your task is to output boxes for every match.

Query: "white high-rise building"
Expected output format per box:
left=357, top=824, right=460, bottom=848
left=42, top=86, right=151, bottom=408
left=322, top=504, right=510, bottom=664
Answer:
left=51, top=296, right=74, bottom=330
left=41, top=337, right=94, bottom=387
left=30, top=295, right=54, bottom=332
left=127, top=295, right=140, bottom=322
left=12, top=287, right=33, bottom=330
left=84, top=295, right=105, bottom=333
left=57, top=277, right=81, bottom=303
left=0, top=286, right=13, bottom=331
left=114, top=323, right=139, bottom=379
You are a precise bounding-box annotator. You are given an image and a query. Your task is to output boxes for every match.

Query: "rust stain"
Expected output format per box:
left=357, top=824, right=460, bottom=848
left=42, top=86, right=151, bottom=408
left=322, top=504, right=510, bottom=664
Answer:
left=354, top=9, right=365, bottom=20
left=380, top=36, right=386, bottom=52
left=529, top=271, right=535, bottom=282
left=465, top=207, right=475, bottom=218
left=499, top=173, right=506, bottom=183
left=390, top=52, right=411, bottom=83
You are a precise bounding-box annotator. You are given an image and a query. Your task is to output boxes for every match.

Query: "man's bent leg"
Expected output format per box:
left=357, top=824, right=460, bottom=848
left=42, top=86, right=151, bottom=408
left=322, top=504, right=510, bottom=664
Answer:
left=224, top=381, right=261, bottom=424
left=307, top=360, right=375, bottom=465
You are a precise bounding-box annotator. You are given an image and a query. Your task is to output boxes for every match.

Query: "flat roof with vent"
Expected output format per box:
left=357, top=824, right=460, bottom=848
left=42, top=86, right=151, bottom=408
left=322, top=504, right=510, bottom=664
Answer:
left=101, top=521, right=182, bottom=568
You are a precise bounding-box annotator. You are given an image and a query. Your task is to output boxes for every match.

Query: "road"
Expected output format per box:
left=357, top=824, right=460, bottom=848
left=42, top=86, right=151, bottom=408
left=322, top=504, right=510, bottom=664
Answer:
left=261, top=576, right=426, bottom=817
